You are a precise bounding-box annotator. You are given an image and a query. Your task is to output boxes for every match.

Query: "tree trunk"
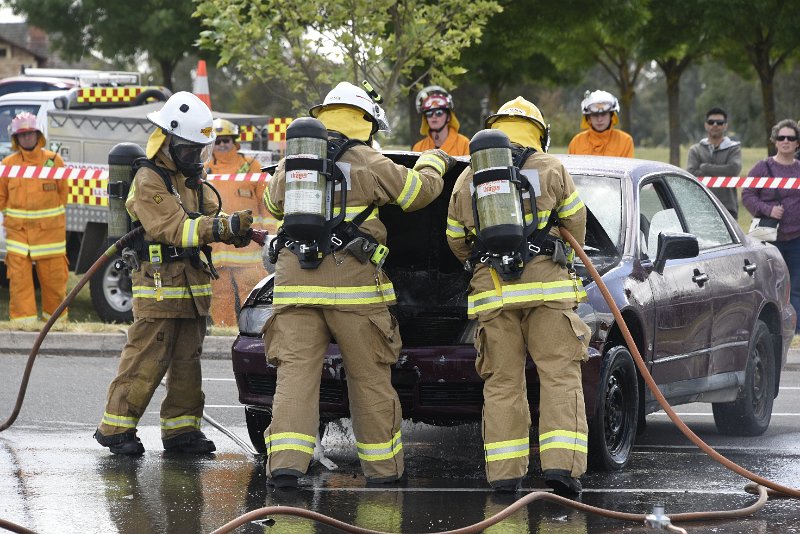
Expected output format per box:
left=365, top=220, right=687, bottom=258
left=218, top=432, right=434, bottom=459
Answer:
left=757, top=69, right=776, bottom=156
left=665, top=67, right=681, bottom=167
left=158, top=58, right=175, bottom=91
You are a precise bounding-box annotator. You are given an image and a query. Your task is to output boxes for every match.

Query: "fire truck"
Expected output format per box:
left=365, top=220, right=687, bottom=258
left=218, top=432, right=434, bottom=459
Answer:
left=0, top=71, right=274, bottom=322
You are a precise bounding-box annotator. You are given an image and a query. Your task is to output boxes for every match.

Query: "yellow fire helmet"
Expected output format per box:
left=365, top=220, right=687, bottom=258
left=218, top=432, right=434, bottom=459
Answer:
left=213, top=118, right=239, bottom=139
left=484, top=96, right=550, bottom=153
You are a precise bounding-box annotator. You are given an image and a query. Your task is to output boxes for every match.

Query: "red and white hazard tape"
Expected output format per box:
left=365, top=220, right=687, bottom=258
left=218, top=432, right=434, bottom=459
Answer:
left=699, top=176, right=800, bottom=189
left=0, top=165, right=270, bottom=182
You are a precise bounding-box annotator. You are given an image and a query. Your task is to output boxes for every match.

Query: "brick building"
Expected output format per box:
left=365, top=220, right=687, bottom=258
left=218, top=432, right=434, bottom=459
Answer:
left=0, top=23, right=49, bottom=79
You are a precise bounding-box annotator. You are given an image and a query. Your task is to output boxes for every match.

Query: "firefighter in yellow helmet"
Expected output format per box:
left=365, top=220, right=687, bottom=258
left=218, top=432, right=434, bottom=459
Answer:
left=568, top=90, right=634, bottom=157
left=411, top=85, right=470, bottom=156
left=447, top=96, right=590, bottom=495
left=262, top=81, right=453, bottom=488
left=94, top=92, right=253, bottom=455
left=207, top=118, right=269, bottom=326
left=0, top=112, right=67, bottom=323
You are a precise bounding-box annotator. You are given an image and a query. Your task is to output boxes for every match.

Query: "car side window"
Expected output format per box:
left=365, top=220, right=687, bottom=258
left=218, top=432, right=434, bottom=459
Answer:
left=664, top=174, right=734, bottom=250
left=639, top=182, right=670, bottom=257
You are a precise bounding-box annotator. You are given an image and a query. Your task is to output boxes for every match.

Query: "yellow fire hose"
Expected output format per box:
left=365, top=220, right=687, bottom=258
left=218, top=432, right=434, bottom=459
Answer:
left=1, top=227, right=797, bottom=534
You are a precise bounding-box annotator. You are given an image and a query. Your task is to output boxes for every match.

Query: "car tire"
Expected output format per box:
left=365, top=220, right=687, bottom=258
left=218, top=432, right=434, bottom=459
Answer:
left=132, top=88, right=171, bottom=106
left=712, top=320, right=775, bottom=436
left=89, top=251, right=133, bottom=323
left=589, top=345, right=639, bottom=471
left=245, top=406, right=271, bottom=455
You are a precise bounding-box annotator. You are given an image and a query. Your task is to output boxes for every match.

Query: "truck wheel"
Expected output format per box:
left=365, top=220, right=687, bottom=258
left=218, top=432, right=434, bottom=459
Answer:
left=712, top=320, right=775, bottom=436
left=133, top=88, right=171, bottom=106
left=589, top=345, right=639, bottom=471
left=245, top=406, right=271, bottom=455
left=90, top=251, right=133, bottom=323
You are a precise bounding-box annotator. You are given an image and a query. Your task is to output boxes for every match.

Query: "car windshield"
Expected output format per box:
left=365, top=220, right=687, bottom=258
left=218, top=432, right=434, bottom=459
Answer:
left=571, top=174, right=623, bottom=277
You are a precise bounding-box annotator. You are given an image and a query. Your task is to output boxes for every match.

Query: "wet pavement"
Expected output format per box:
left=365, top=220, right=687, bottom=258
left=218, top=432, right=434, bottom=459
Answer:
left=1, top=354, right=799, bottom=533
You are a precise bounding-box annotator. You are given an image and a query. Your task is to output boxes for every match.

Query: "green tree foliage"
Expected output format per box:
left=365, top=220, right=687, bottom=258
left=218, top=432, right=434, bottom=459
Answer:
left=8, top=0, right=202, bottom=89
left=195, top=0, right=501, bottom=115
left=641, top=0, right=715, bottom=165
left=715, top=0, right=800, bottom=152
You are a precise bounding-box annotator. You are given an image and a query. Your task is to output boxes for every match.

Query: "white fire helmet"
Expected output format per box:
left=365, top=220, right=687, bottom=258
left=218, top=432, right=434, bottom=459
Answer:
left=309, top=82, right=390, bottom=134
left=581, top=90, right=620, bottom=115
left=147, top=91, right=216, bottom=145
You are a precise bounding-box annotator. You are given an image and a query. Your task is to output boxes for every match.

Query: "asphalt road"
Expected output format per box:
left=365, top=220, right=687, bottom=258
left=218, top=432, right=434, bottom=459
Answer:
left=1, top=353, right=799, bottom=533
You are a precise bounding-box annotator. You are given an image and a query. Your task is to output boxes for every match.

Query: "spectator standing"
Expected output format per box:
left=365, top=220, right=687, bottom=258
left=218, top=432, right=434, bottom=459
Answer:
left=742, top=119, right=800, bottom=329
left=0, top=112, right=67, bottom=322
left=411, top=86, right=469, bottom=156
left=687, top=108, right=742, bottom=219
left=568, top=90, right=633, bottom=158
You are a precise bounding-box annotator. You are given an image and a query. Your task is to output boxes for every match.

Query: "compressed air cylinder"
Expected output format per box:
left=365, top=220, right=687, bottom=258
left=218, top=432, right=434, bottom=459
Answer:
left=283, top=117, right=329, bottom=243
left=470, top=129, right=524, bottom=253
left=107, top=142, right=145, bottom=240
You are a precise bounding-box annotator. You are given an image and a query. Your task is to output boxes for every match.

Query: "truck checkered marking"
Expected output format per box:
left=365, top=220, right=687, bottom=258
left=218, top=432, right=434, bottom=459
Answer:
left=267, top=117, right=293, bottom=141
left=238, top=125, right=256, bottom=142
left=76, top=86, right=161, bottom=103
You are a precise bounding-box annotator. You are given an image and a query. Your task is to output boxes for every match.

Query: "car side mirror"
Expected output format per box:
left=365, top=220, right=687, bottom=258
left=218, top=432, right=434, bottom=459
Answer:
left=53, top=96, right=68, bottom=110
left=653, top=232, right=699, bottom=274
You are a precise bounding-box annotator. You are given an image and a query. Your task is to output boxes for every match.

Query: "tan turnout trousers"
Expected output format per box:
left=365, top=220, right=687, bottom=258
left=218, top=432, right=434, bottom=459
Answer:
left=476, top=305, right=590, bottom=484
left=263, top=306, right=404, bottom=481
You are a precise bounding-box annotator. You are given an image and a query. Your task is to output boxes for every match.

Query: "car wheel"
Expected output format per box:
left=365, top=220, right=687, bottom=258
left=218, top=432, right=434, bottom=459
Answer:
left=712, top=320, right=775, bottom=436
left=589, top=345, right=639, bottom=471
left=245, top=406, right=271, bottom=455
left=89, top=251, right=133, bottom=323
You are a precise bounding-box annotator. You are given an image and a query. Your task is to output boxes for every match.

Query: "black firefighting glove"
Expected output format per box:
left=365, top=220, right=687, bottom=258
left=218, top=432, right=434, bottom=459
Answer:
left=212, top=209, right=253, bottom=243
left=414, top=148, right=456, bottom=175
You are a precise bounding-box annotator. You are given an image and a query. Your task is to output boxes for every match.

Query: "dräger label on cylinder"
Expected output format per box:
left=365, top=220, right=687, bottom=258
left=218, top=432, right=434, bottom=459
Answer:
left=476, top=180, right=511, bottom=198
left=286, top=169, right=319, bottom=183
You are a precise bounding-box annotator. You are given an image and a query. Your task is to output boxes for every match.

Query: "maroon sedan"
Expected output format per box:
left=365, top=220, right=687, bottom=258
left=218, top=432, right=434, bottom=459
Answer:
left=232, top=153, right=795, bottom=470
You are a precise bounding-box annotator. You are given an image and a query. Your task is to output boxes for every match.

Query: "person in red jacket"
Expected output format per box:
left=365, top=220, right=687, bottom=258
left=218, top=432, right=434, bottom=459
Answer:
left=411, top=86, right=469, bottom=156
left=0, top=112, right=67, bottom=322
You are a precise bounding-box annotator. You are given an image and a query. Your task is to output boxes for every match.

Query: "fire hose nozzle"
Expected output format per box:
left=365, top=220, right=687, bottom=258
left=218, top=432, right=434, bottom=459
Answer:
left=644, top=504, right=673, bottom=530
left=247, top=229, right=270, bottom=247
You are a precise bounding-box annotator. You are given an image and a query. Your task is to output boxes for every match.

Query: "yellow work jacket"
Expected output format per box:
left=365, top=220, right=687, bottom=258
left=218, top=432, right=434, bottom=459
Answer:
left=447, top=150, right=588, bottom=319
left=0, top=135, right=67, bottom=259
left=207, top=148, right=274, bottom=268
left=568, top=127, right=634, bottom=158
left=126, top=149, right=221, bottom=318
left=264, top=141, right=445, bottom=312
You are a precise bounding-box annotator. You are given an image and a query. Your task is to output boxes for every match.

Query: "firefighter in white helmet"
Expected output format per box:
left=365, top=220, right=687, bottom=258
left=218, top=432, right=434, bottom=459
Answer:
left=262, top=81, right=453, bottom=488
left=0, top=112, right=67, bottom=323
left=94, top=92, right=253, bottom=456
left=411, top=85, right=470, bottom=156
left=568, top=90, right=634, bottom=157
left=447, top=96, right=590, bottom=496
left=207, top=118, right=269, bottom=326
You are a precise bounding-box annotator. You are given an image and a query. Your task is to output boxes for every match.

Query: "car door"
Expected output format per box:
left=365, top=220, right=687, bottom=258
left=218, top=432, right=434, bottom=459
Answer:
left=662, top=175, right=753, bottom=380
left=639, top=177, right=716, bottom=391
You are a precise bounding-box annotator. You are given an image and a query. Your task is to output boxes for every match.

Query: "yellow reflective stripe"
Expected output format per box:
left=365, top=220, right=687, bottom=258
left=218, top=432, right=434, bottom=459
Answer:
left=160, top=415, right=201, bottom=430
left=133, top=286, right=191, bottom=299
left=253, top=215, right=277, bottom=226
left=331, top=205, right=379, bottom=221
left=265, top=431, right=315, bottom=455
left=29, top=241, right=66, bottom=258
left=181, top=218, right=200, bottom=248
left=5, top=205, right=65, bottom=219
left=446, top=217, right=467, bottom=238
left=273, top=283, right=395, bottom=305
left=263, top=187, right=282, bottom=218
left=536, top=210, right=550, bottom=229
left=557, top=191, right=584, bottom=219
left=539, top=430, right=588, bottom=453
left=413, top=153, right=445, bottom=175
left=10, top=315, right=38, bottom=322
left=484, top=437, right=529, bottom=462
left=102, top=412, right=139, bottom=429
left=6, top=239, right=29, bottom=256
left=212, top=249, right=262, bottom=265
left=468, top=279, right=586, bottom=314
left=190, top=284, right=212, bottom=296
left=356, top=431, right=403, bottom=462
left=396, top=169, right=422, bottom=210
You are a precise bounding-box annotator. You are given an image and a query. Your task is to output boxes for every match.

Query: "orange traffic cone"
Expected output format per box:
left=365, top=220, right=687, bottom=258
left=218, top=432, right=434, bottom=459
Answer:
left=194, top=60, right=211, bottom=110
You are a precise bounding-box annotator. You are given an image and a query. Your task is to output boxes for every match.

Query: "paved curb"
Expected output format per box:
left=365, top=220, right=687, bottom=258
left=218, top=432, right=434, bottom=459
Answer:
left=0, top=331, right=237, bottom=360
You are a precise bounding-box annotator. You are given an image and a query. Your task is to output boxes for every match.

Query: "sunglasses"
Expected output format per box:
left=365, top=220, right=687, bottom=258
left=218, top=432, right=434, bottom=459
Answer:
left=706, top=119, right=726, bottom=126
left=215, top=137, right=233, bottom=145
left=776, top=135, right=798, bottom=142
left=424, top=109, right=447, bottom=118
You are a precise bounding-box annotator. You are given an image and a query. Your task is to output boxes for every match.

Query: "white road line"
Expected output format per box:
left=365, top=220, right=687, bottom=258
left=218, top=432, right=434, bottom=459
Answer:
left=635, top=445, right=798, bottom=452
left=203, top=405, right=243, bottom=409
left=308, top=487, right=752, bottom=495
left=781, top=386, right=800, bottom=390
left=203, top=378, right=236, bottom=382
left=650, top=412, right=798, bottom=417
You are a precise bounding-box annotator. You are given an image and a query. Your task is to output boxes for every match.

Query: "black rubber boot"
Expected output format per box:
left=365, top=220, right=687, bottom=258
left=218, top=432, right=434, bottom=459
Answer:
left=543, top=469, right=582, bottom=497
left=491, top=477, right=522, bottom=492
left=162, top=431, right=216, bottom=454
left=267, top=474, right=299, bottom=489
left=94, top=429, right=145, bottom=456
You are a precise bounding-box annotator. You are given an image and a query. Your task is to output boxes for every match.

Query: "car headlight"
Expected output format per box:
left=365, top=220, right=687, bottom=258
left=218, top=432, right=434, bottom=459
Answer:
left=238, top=304, right=273, bottom=337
